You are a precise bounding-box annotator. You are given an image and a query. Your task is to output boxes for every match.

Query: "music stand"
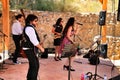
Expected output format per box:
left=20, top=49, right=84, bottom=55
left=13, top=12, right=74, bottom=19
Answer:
left=61, top=42, right=78, bottom=80
left=86, top=24, right=104, bottom=80
left=61, top=51, right=76, bottom=80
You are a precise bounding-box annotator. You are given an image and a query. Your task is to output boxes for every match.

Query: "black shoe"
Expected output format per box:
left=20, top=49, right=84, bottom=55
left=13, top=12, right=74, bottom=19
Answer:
left=54, top=57, right=59, bottom=61
left=57, top=56, right=62, bottom=60
left=63, top=65, right=75, bottom=71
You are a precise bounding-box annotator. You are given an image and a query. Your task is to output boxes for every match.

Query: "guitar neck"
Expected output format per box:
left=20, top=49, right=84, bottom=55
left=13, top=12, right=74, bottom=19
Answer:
left=40, top=34, right=47, bottom=45
left=20, top=9, right=26, bottom=21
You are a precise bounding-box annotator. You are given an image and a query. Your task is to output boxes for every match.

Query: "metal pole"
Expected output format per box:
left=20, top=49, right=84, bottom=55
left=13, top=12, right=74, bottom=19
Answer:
left=68, top=56, right=71, bottom=80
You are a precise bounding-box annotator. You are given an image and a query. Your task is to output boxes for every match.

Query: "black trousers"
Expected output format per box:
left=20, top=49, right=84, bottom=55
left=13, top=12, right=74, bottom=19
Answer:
left=12, top=35, right=22, bottom=62
left=24, top=49, right=39, bottom=80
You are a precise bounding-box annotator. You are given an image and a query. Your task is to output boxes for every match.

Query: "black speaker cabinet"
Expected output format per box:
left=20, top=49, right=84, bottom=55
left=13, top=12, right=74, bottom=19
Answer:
left=41, top=48, right=55, bottom=58
left=109, top=75, right=120, bottom=80
left=41, top=48, right=48, bottom=58
left=98, top=10, right=106, bottom=26
left=100, top=44, right=108, bottom=58
left=117, top=0, right=120, bottom=21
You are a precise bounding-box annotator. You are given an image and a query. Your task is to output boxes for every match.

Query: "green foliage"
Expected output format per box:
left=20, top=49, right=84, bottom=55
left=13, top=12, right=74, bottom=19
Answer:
left=10, top=0, right=34, bottom=9
left=9, top=0, right=119, bottom=13
left=34, top=0, right=50, bottom=11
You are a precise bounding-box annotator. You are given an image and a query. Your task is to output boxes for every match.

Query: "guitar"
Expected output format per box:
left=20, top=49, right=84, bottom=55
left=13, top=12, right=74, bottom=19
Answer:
left=19, top=9, right=47, bottom=58
left=20, top=34, right=47, bottom=58
left=37, top=34, right=47, bottom=53
left=20, top=9, right=26, bottom=21
left=40, top=34, right=47, bottom=46
left=20, top=9, right=27, bottom=58
left=54, top=33, right=62, bottom=39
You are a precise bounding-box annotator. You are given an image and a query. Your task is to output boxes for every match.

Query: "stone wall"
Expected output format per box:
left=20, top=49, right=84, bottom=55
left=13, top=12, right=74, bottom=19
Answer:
left=8, top=10, right=120, bottom=59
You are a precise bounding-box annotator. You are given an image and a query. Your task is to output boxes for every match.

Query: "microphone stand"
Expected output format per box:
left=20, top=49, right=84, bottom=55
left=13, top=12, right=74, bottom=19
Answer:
left=85, top=25, right=104, bottom=80
left=73, top=35, right=82, bottom=63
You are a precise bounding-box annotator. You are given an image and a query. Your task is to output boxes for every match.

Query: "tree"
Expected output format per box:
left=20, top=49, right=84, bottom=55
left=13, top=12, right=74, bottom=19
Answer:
left=9, top=0, right=118, bottom=13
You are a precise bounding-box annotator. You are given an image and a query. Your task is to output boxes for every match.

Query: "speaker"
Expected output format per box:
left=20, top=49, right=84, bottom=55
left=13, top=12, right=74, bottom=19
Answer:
left=41, top=48, right=48, bottom=58
left=100, top=44, right=108, bottom=58
left=109, top=75, right=120, bottom=80
left=98, top=10, right=106, bottom=26
left=117, top=0, right=120, bottom=21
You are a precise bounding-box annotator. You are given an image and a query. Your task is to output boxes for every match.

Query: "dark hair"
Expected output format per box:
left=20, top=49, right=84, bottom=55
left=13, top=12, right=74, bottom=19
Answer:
left=62, top=17, right=75, bottom=38
left=15, top=14, right=23, bottom=20
left=55, top=18, right=62, bottom=25
left=25, top=14, right=38, bottom=26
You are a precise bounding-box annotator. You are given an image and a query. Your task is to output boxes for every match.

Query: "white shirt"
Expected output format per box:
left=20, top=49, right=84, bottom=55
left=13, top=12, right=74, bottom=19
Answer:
left=12, top=20, right=23, bottom=35
left=25, top=26, right=39, bottom=46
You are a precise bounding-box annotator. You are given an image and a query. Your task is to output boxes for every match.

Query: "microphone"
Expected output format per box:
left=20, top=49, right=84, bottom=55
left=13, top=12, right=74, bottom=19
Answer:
left=76, top=22, right=83, bottom=25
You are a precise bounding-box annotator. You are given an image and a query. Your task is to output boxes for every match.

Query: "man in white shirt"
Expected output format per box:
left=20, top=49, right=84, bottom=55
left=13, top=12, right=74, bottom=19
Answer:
left=23, top=14, right=44, bottom=80
left=12, top=14, right=24, bottom=64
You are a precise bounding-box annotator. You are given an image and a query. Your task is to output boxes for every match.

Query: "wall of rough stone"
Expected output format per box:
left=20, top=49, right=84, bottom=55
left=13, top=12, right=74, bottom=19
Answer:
left=8, top=10, right=120, bottom=59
